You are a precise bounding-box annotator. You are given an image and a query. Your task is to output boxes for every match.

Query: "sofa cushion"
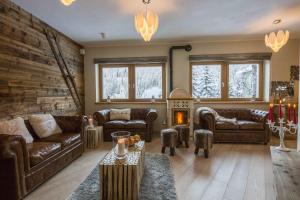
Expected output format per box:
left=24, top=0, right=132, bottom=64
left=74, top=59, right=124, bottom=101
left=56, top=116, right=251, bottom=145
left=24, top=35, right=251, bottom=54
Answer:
left=0, top=117, right=33, bottom=143
left=110, top=109, right=131, bottom=120
left=105, top=120, right=126, bottom=129
left=125, top=120, right=146, bottom=129
left=28, top=114, right=62, bottom=138
left=40, top=133, right=81, bottom=148
left=238, top=120, right=264, bottom=130
left=27, top=142, right=61, bottom=166
left=216, top=121, right=239, bottom=130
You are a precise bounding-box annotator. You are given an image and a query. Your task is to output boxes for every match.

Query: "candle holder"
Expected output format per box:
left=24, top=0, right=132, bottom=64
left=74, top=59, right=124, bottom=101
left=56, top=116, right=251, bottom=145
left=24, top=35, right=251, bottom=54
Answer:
left=267, top=118, right=297, bottom=152
left=111, top=131, right=130, bottom=159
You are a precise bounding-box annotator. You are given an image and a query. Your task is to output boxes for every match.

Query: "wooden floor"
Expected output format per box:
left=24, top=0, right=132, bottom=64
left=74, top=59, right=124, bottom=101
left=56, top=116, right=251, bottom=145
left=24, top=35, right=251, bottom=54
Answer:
left=25, top=136, right=296, bottom=200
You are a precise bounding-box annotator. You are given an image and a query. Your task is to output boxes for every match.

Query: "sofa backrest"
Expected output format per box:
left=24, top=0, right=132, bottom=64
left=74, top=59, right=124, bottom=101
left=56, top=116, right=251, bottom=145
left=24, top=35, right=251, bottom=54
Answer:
left=215, top=108, right=252, bottom=120
left=130, top=108, right=151, bottom=120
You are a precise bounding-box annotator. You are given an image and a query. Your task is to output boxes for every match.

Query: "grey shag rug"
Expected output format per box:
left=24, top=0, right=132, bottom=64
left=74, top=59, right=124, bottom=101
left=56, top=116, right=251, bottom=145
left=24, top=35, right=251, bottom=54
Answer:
left=67, top=153, right=177, bottom=200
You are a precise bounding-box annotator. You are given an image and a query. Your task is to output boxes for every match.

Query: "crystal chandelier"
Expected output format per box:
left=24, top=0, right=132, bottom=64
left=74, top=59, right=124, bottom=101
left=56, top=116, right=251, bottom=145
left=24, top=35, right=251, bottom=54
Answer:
left=265, top=30, right=289, bottom=52
left=60, top=0, right=75, bottom=6
left=135, top=0, right=159, bottom=42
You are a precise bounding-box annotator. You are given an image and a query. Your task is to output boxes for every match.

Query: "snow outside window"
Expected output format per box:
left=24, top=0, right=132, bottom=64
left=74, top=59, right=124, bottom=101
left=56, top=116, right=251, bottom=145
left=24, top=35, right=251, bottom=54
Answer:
left=102, top=67, right=129, bottom=99
left=135, top=66, right=163, bottom=99
left=192, top=64, right=222, bottom=98
left=228, top=63, right=259, bottom=98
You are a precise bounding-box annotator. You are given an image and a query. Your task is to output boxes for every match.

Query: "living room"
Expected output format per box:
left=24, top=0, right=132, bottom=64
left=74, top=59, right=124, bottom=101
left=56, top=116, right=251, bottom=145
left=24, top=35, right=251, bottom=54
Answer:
left=0, top=0, right=300, bottom=200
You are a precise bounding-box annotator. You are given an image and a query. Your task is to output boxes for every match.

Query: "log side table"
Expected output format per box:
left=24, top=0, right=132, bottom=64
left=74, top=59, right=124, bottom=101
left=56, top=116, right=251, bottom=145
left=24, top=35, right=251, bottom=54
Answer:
left=99, top=141, right=145, bottom=200
left=85, top=126, right=99, bottom=149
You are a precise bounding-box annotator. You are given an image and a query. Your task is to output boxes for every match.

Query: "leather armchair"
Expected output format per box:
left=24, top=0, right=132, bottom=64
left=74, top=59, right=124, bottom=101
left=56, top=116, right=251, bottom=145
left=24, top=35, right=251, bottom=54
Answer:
left=94, top=108, right=158, bottom=142
left=195, top=108, right=269, bottom=144
left=0, top=115, right=87, bottom=200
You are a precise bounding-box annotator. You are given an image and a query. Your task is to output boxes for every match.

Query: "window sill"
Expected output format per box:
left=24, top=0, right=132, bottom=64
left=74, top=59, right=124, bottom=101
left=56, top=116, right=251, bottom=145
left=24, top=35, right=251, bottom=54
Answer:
left=95, top=101, right=167, bottom=105
left=194, top=101, right=269, bottom=104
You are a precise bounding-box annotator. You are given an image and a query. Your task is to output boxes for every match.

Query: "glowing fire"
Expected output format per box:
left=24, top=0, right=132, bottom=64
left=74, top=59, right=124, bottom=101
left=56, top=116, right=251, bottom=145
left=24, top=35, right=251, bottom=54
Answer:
left=176, top=112, right=184, bottom=125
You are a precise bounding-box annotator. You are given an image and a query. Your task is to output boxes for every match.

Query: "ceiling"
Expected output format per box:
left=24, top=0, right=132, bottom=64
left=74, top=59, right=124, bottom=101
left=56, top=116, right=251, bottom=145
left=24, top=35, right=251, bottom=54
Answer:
left=11, top=0, right=300, bottom=45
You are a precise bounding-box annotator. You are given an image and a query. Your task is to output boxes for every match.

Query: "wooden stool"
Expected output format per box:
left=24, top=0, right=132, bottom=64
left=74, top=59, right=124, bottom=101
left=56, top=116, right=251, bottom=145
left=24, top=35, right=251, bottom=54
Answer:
left=175, top=125, right=190, bottom=148
left=161, top=128, right=178, bottom=156
left=194, top=129, right=213, bottom=158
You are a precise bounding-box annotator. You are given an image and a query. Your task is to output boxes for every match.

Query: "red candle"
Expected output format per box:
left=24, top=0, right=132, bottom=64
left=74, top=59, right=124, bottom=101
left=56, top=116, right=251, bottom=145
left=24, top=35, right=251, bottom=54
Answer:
left=279, top=100, right=282, bottom=118
left=293, top=104, right=297, bottom=124
left=269, top=103, right=274, bottom=122
left=288, top=103, right=291, bottom=121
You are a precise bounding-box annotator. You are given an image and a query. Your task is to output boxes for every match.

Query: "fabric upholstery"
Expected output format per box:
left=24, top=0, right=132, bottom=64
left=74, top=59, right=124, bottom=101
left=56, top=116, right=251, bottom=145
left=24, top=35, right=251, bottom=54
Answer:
left=0, top=117, right=33, bottom=144
left=161, top=129, right=178, bottom=147
left=27, top=142, right=61, bottom=167
left=28, top=114, right=62, bottom=138
left=110, top=109, right=131, bottom=120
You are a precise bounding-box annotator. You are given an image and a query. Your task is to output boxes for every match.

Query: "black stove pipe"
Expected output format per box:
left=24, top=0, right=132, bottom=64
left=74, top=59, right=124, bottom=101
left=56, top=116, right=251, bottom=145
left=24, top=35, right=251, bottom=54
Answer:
left=169, top=45, right=192, bottom=92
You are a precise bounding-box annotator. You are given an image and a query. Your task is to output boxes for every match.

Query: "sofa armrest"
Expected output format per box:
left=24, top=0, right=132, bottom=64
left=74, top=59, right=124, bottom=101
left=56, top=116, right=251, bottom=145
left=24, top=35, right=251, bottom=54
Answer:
left=250, top=109, right=269, bottom=123
left=0, top=134, right=29, bottom=200
left=93, top=110, right=110, bottom=126
left=199, top=110, right=216, bottom=132
left=145, top=109, right=158, bottom=123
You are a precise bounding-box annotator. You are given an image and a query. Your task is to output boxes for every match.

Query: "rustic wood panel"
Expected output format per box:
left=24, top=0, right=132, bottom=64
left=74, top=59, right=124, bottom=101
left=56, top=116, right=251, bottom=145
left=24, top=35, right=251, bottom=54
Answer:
left=0, top=0, right=84, bottom=120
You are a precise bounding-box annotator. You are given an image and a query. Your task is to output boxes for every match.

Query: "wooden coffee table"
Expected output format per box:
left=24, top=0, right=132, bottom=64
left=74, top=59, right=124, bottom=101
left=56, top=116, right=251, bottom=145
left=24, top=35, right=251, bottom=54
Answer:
left=99, top=141, right=145, bottom=200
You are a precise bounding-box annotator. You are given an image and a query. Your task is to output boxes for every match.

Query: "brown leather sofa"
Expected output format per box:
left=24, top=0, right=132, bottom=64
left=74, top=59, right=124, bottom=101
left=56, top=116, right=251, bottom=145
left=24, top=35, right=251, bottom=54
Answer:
left=93, top=109, right=158, bottom=142
left=194, top=108, right=269, bottom=144
left=0, top=116, right=87, bottom=200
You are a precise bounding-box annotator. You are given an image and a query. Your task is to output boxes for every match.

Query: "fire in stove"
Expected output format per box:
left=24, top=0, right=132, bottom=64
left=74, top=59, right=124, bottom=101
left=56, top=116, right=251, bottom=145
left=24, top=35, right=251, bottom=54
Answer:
left=173, top=109, right=189, bottom=126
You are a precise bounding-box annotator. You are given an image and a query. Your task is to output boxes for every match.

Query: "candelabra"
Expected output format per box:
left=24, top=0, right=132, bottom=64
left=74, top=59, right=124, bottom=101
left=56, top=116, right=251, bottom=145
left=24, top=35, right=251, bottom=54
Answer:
left=267, top=118, right=297, bottom=151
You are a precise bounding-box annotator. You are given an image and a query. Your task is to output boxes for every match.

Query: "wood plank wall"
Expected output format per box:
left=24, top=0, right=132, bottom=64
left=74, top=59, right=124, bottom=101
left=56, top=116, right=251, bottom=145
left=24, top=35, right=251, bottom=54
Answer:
left=0, top=0, right=84, bottom=120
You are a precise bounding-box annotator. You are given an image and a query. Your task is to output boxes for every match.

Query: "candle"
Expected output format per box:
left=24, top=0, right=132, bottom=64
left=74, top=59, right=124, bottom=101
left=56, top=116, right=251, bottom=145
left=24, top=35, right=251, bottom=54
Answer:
left=117, top=138, right=125, bottom=156
left=88, top=116, right=93, bottom=126
left=270, top=103, right=274, bottom=122
left=279, top=100, right=282, bottom=118
left=293, top=104, right=297, bottom=124
left=288, top=103, right=291, bottom=121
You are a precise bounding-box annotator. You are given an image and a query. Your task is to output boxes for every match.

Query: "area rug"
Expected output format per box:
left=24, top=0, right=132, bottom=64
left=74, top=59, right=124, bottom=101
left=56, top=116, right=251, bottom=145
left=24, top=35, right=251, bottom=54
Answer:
left=67, top=153, right=177, bottom=200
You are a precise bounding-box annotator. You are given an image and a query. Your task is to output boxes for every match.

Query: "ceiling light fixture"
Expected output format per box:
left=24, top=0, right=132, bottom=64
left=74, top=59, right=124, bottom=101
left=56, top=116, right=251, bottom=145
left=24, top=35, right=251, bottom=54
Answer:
left=265, top=19, right=289, bottom=52
left=60, top=0, right=75, bottom=6
left=135, top=0, right=159, bottom=42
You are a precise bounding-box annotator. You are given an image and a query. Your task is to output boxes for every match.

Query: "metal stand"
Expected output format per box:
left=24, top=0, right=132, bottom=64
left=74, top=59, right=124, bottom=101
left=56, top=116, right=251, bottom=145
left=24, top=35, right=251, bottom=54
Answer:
left=267, top=118, right=297, bottom=152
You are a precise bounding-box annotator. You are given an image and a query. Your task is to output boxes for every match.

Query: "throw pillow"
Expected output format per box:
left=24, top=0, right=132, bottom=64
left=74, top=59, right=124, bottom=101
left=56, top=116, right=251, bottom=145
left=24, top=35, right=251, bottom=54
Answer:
left=0, top=117, right=33, bottom=143
left=110, top=109, right=131, bottom=120
left=28, top=114, right=62, bottom=138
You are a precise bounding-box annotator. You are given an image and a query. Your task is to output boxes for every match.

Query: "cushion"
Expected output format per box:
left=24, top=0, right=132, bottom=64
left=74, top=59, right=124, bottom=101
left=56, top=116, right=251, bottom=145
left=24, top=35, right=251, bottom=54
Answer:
left=238, top=120, right=264, bottom=130
left=104, top=120, right=126, bottom=129
left=29, top=114, right=62, bottom=138
left=27, top=142, right=61, bottom=166
left=110, top=109, right=131, bottom=120
left=215, top=121, right=239, bottom=130
left=0, top=117, right=33, bottom=143
left=125, top=120, right=146, bottom=129
left=40, top=133, right=81, bottom=148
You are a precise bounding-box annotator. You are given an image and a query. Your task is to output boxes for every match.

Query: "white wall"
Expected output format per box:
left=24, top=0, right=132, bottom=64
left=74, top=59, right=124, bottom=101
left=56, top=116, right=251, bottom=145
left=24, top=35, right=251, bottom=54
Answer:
left=84, top=39, right=300, bottom=132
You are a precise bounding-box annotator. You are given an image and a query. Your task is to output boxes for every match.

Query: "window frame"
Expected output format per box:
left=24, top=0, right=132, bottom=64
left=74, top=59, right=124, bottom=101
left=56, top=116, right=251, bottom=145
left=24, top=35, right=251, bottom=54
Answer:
left=189, top=61, right=264, bottom=101
left=98, top=63, right=166, bottom=102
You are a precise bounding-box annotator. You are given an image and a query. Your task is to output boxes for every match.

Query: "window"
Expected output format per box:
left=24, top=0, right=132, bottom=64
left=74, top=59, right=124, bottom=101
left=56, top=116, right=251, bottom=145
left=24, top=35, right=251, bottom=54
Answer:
left=99, top=64, right=165, bottom=101
left=135, top=66, right=163, bottom=99
left=191, top=61, right=263, bottom=101
left=228, top=63, right=260, bottom=98
left=192, top=64, right=222, bottom=98
left=102, top=66, right=129, bottom=99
